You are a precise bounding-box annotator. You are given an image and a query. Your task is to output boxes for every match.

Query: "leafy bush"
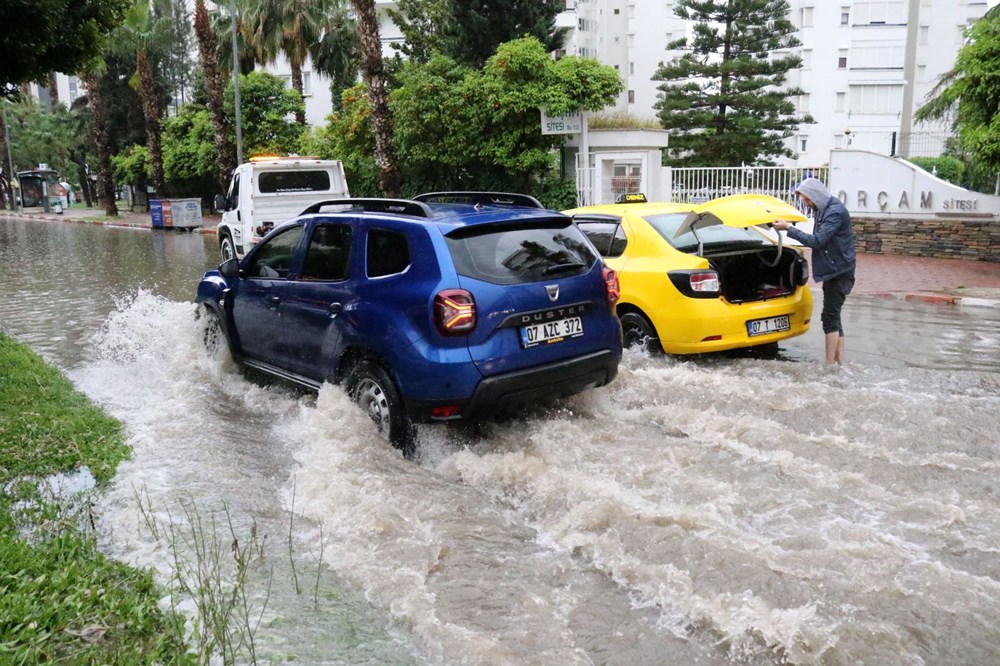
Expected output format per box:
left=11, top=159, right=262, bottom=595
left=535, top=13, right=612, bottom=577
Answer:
left=907, top=156, right=965, bottom=185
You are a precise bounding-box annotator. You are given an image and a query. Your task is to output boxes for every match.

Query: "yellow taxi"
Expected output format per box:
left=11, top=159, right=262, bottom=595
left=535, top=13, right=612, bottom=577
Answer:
left=565, top=193, right=813, bottom=354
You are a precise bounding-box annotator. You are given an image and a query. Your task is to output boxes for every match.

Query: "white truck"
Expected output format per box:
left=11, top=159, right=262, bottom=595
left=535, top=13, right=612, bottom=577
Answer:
left=213, top=156, right=350, bottom=261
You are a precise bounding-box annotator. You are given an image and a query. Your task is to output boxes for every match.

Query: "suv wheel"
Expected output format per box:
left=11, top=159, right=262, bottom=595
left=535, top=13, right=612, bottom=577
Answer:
left=620, top=312, right=660, bottom=351
left=220, top=233, right=237, bottom=262
left=197, top=306, right=228, bottom=358
left=347, top=361, right=415, bottom=455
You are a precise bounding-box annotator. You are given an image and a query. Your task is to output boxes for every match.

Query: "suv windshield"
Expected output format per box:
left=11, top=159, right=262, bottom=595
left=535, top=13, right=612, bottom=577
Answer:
left=446, top=220, right=598, bottom=285
left=643, top=213, right=768, bottom=253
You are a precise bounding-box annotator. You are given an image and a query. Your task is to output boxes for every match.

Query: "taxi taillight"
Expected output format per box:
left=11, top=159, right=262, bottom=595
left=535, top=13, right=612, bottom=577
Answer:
left=689, top=271, right=720, bottom=294
left=434, top=289, right=476, bottom=335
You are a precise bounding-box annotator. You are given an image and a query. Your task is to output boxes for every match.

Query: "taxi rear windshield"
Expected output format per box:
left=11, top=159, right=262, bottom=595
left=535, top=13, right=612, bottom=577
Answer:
left=644, top=213, right=768, bottom=253
left=446, top=220, right=598, bottom=285
left=258, top=170, right=331, bottom=193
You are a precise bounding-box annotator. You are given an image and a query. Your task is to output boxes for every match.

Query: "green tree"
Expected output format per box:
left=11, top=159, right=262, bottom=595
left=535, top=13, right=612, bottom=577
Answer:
left=318, top=37, right=622, bottom=199
left=224, top=71, right=304, bottom=156
left=194, top=0, right=237, bottom=190
left=241, top=0, right=348, bottom=124
left=914, top=9, right=1000, bottom=173
left=0, top=0, right=129, bottom=97
left=388, top=0, right=567, bottom=68
left=653, top=0, right=811, bottom=166
left=352, top=0, right=401, bottom=196
left=4, top=99, right=79, bottom=178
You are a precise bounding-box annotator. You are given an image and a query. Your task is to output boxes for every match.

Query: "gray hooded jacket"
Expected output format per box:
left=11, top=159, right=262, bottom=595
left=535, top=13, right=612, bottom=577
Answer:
left=785, top=178, right=856, bottom=282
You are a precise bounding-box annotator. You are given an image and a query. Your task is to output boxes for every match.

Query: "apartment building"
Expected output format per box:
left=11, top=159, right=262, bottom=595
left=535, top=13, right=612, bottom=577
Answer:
left=557, top=0, right=994, bottom=165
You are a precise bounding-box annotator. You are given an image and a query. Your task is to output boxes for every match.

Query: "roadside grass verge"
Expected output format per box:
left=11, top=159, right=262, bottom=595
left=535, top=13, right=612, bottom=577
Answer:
left=0, top=332, right=192, bottom=664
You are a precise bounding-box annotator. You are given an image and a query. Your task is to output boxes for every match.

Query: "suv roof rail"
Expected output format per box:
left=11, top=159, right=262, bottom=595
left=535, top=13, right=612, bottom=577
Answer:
left=300, top=198, right=433, bottom=218
left=412, top=191, right=545, bottom=209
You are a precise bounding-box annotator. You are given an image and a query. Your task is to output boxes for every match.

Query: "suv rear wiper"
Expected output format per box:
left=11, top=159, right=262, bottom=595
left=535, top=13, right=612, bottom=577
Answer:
left=543, top=262, right=586, bottom=275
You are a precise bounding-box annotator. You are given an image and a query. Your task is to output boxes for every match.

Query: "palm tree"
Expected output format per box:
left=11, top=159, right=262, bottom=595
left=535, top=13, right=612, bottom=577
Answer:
left=78, top=69, right=117, bottom=216
left=194, top=0, right=236, bottom=192
left=351, top=0, right=400, bottom=196
left=242, top=0, right=346, bottom=125
left=112, top=0, right=172, bottom=195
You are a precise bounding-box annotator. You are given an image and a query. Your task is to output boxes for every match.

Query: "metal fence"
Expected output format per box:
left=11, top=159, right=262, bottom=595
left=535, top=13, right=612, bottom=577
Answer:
left=667, top=164, right=829, bottom=206
left=893, top=131, right=953, bottom=159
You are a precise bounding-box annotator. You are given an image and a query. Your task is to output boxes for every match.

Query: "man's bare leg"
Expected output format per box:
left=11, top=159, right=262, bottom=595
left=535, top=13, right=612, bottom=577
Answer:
left=825, top=331, right=840, bottom=365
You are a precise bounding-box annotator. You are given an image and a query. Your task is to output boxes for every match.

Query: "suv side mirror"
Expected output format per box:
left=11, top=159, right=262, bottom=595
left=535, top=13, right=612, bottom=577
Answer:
left=219, top=258, right=239, bottom=278
left=214, top=193, right=227, bottom=212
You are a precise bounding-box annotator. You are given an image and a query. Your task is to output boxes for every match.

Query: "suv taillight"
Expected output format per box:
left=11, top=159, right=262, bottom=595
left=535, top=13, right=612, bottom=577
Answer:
left=603, top=267, right=620, bottom=305
left=689, top=271, right=720, bottom=293
left=434, top=289, right=476, bottom=335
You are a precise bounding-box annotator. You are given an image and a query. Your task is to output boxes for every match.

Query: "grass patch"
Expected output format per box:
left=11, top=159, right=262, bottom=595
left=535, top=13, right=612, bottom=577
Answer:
left=0, top=331, right=192, bottom=664
left=588, top=111, right=662, bottom=130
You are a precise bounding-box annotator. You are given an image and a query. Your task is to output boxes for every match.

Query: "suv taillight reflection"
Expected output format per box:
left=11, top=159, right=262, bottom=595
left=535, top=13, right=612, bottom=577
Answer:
left=434, top=289, right=477, bottom=335
left=603, top=267, right=620, bottom=304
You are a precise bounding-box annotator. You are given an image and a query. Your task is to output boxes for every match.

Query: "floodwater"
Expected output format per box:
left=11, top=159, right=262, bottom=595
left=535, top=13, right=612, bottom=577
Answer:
left=2, top=215, right=1000, bottom=665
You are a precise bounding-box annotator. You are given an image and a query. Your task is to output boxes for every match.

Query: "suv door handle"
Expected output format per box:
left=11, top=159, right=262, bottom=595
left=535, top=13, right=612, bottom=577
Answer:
left=328, top=302, right=342, bottom=316
left=265, top=295, right=280, bottom=307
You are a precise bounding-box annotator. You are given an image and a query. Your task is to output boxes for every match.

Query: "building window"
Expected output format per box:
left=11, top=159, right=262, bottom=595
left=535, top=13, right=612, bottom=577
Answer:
left=919, top=25, right=929, bottom=45
left=855, top=1, right=906, bottom=25
left=841, top=7, right=850, bottom=25
left=836, top=92, right=846, bottom=112
left=801, top=6, right=814, bottom=27
left=628, top=90, right=635, bottom=104
left=629, top=61, right=635, bottom=74
left=801, top=49, right=812, bottom=69
left=917, top=64, right=927, bottom=82
left=854, top=44, right=905, bottom=69
left=800, top=138, right=808, bottom=153
left=849, top=84, right=904, bottom=114
left=797, top=94, right=810, bottom=113
left=838, top=49, right=848, bottom=68
left=614, top=7, right=620, bottom=14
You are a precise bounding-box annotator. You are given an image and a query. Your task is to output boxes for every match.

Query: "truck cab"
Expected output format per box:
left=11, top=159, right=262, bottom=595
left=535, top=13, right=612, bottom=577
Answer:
left=214, top=155, right=350, bottom=261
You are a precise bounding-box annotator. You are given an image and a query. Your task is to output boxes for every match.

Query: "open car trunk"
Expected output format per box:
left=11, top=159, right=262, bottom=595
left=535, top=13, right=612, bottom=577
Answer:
left=705, top=246, right=809, bottom=304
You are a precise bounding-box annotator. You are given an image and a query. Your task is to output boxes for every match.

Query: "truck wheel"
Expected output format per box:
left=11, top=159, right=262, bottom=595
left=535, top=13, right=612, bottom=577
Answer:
left=620, top=312, right=660, bottom=352
left=220, top=233, right=237, bottom=262
left=347, top=361, right=415, bottom=456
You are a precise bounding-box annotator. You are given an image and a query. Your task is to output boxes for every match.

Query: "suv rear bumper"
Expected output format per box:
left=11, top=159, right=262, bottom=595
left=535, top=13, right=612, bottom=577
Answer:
left=406, top=350, right=619, bottom=422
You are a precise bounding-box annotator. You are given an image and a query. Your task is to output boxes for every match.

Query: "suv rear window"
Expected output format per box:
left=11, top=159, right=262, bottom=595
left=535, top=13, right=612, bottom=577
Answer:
left=446, top=220, right=598, bottom=285
left=258, top=170, right=331, bottom=193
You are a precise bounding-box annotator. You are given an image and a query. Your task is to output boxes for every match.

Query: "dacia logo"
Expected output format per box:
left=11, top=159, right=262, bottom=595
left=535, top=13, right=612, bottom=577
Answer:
left=546, top=284, right=559, bottom=302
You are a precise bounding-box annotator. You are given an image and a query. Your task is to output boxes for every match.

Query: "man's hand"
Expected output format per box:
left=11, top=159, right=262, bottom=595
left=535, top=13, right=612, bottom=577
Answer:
left=772, top=220, right=792, bottom=231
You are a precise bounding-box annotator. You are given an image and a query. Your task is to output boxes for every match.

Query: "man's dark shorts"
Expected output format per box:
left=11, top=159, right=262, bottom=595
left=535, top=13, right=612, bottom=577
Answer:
left=821, top=273, right=855, bottom=335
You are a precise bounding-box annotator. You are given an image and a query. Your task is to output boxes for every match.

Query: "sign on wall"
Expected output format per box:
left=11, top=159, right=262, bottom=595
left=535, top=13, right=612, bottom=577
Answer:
left=540, top=109, right=582, bottom=135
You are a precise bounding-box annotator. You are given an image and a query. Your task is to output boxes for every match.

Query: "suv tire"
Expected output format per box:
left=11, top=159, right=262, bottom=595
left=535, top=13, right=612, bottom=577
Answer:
left=347, top=360, right=415, bottom=455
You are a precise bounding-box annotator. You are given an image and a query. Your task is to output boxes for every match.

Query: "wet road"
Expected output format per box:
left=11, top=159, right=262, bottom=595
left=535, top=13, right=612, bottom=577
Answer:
left=2, top=216, right=1000, bottom=664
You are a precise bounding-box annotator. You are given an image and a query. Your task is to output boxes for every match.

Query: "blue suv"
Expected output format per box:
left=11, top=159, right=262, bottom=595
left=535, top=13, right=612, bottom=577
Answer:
left=196, top=192, right=622, bottom=454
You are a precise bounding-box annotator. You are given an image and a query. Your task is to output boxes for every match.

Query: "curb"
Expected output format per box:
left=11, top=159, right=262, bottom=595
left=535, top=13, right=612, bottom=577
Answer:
left=2, top=211, right=218, bottom=235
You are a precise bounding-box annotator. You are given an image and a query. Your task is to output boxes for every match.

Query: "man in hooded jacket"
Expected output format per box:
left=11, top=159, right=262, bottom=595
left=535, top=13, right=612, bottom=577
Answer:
left=773, top=178, right=856, bottom=365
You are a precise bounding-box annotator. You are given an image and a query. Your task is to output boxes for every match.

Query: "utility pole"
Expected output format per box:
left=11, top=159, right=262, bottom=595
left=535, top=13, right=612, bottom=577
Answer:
left=230, top=0, right=243, bottom=164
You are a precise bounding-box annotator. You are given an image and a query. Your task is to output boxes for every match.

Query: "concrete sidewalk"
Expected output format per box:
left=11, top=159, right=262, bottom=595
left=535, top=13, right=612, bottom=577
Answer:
left=5, top=207, right=1000, bottom=307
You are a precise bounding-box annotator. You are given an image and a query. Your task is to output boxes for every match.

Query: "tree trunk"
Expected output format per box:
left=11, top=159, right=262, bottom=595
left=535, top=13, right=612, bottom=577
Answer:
left=291, top=59, right=306, bottom=125
left=47, top=73, right=59, bottom=110
left=0, top=109, right=15, bottom=210
left=194, top=0, right=237, bottom=192
left=80, top=71, right=118, bottom=216
left=351, top=0, right=400, bottom=197
left=137, top=49, right=166, bottom=196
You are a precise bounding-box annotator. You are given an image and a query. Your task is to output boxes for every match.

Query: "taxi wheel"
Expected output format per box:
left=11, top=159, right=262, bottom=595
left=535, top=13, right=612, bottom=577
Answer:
left=620, top=312, right=660, bottom=351
left=347, top=361, right=416, bottom=457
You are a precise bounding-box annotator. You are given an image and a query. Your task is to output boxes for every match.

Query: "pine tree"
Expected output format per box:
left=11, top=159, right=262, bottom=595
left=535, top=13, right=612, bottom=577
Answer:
left=653, top=0, right=811, bottom=166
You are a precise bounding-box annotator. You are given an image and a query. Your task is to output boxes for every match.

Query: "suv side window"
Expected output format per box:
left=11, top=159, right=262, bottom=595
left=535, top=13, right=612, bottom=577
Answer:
left=245, top=225, right=303, bottom=279
left=302, top=224, right=352, bottom=281
left=367, top=228, right=410, bottom=277
left=575, top=217, right=627, bottom=258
